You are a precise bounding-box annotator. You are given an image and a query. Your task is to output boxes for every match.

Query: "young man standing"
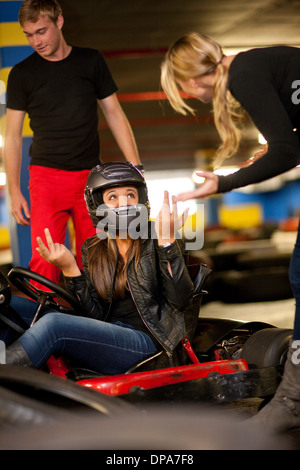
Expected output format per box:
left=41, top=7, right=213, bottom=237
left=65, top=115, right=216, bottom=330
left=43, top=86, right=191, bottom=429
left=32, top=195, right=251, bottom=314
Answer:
left=4, top=0, right=141, bottom=282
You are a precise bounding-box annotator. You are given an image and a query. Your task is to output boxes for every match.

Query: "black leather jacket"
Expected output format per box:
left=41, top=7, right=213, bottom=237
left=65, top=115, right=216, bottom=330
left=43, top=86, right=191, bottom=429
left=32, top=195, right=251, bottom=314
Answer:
left=64, top=235, right=195, bottom=355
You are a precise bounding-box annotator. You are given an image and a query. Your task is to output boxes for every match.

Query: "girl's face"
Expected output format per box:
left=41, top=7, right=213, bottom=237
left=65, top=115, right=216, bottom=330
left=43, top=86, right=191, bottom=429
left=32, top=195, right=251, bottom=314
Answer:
left=103, top=186, right=139, bottom=208
left=177, top=72, right=216, bottom=103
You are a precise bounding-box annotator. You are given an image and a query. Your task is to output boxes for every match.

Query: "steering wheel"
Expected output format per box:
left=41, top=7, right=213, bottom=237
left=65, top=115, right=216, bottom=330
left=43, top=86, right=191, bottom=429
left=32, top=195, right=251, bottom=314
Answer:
left=8, top=267, right=82, bottom=326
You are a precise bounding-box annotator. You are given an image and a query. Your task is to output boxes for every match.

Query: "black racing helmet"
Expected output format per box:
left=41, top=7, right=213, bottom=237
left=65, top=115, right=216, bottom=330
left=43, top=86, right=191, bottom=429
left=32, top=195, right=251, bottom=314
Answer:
left=84, top=162, right=150, bottom=233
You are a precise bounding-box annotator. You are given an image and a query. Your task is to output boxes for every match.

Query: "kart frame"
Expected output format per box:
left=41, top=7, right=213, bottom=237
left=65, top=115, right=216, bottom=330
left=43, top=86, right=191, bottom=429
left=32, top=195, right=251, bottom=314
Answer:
left=45, top=321, right=284, bottom=405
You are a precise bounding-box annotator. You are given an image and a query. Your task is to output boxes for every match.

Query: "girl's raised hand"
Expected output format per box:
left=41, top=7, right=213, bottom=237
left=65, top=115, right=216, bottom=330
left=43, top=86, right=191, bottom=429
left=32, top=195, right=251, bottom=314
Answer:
left=155, top=191, right=189, bottom=245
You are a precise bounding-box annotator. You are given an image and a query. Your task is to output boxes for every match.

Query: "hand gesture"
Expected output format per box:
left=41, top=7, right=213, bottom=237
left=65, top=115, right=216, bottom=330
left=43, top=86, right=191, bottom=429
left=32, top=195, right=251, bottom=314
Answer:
left=175, top=170, right=219, bottom=202
left=36, top=228, right=81, bottom=277
left=155, top=190, right=189, bottom=245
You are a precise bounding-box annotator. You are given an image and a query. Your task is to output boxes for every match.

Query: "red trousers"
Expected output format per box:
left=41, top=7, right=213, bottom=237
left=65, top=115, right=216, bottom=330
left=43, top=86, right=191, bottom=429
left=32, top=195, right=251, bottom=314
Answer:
left=29, top=165, right=95, bottom=283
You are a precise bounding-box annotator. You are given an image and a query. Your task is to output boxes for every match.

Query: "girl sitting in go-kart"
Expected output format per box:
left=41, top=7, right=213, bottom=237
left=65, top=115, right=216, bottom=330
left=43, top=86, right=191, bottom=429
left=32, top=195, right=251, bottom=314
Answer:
left=4, top=162, right=194, bottom=374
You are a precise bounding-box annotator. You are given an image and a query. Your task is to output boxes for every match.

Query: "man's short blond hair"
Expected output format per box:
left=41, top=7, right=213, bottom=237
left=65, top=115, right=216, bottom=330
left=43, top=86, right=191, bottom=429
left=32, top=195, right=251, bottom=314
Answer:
left=18, top=0, right=62, bottom=26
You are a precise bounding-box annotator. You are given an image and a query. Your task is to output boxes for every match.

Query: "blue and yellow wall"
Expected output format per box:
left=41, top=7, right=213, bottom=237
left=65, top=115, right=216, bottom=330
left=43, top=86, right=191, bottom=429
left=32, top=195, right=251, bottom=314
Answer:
left=220, top=179, right=300, bottom=229
left=0, top=0, right=33, bottom=267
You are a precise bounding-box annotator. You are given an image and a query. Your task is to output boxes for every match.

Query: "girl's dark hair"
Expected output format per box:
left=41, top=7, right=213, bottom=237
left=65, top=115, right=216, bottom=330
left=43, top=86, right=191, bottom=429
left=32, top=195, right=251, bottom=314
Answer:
left=87, top=236, right=141, bottom=301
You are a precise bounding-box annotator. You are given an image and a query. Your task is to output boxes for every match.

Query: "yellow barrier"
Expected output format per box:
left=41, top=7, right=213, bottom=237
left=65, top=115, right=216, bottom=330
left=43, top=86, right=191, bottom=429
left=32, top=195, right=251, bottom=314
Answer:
left=0, top=22, right=27, bottom=47
left=218, top=203, right=263, bottom=229
left=0, top=225, right=10, bottom=249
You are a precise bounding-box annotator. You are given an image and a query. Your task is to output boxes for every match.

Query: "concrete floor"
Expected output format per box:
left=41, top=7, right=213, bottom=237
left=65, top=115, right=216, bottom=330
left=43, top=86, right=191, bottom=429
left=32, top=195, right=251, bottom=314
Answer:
left=200, top=297, right=295, bottom=330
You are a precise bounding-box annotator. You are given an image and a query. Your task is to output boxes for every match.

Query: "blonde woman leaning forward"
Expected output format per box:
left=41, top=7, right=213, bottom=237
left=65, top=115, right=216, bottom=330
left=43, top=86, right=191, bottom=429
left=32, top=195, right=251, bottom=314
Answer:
left=161, top=33, right=300, bottom=435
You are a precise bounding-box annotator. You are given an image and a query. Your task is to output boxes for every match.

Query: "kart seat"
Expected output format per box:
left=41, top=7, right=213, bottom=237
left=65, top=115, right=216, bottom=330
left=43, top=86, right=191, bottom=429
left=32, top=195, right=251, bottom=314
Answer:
left=65, top=336, right=198, bottom=381
left=65, top=350, right=165, bottom=381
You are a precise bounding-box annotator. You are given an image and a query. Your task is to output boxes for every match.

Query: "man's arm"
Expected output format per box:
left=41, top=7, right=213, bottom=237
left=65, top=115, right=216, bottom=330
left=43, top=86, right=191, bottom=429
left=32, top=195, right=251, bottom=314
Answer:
left=98, top=93, right=141, bottom=166
left=4, top=108, right=30, bottom=225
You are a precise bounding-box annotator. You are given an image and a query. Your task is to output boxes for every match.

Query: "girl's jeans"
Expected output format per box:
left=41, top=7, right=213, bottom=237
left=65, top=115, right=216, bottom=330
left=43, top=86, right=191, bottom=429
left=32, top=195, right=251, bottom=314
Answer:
left=18, top=312, right=157, bottom=374
left=289, top=219, right=300, bottom=339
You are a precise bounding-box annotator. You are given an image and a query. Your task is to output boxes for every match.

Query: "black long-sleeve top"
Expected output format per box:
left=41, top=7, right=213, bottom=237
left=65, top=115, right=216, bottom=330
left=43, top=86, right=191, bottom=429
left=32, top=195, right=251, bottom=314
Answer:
left=217, top=46, right=300, bottom=193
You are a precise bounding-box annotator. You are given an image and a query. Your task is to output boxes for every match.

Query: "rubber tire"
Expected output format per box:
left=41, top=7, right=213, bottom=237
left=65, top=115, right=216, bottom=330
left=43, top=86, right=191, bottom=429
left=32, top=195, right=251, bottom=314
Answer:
left=241, top=327, right=293, bottom=368
left=213, top=268, right=293, bottom=303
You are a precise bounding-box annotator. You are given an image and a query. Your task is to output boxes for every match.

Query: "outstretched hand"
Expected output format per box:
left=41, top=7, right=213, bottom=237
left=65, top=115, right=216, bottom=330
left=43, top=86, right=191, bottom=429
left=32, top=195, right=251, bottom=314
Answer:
left=174, top=170, right=219, bottom=202
left=155, top=190, right=189, bottom=244
left=36, top=228, right=81, bottom=277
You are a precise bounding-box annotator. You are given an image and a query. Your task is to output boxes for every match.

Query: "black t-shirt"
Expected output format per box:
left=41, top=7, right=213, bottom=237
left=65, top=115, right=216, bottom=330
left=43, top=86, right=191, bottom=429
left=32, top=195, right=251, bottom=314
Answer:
left=218, top=46, right=300, bottom=193
left=7, top=46, right=118, bottom=170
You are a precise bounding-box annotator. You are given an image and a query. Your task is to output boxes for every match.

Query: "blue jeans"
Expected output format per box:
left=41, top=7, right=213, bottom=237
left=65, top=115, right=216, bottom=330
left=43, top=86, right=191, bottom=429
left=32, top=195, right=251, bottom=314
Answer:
left=18, top=312, right=157, bottom=374
left=289, top=219, right=300, bottom=339
left=0, top=296, right=50, bottom=346
left=10, top=296, right=42, bottom=324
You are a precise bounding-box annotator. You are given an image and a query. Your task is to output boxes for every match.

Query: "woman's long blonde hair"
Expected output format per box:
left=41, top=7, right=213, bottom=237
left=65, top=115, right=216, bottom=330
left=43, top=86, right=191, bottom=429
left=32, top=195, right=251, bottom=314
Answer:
left=87, top=235, right=141, bottom=301
left=161, top=32, right=244, bottom=168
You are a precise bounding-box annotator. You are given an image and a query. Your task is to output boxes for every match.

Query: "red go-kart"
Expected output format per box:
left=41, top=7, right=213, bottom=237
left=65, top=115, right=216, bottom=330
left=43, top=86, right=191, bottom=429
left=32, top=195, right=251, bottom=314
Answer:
left=0, top=265, right=292, bottom=420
